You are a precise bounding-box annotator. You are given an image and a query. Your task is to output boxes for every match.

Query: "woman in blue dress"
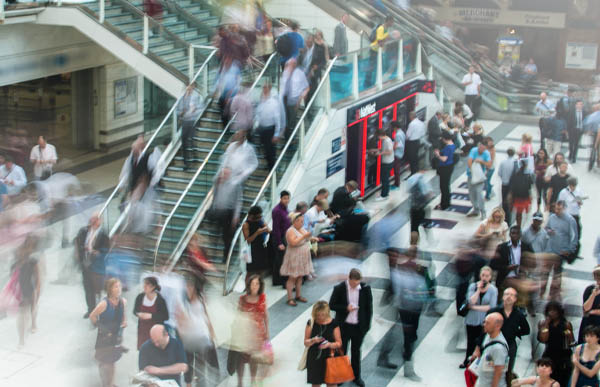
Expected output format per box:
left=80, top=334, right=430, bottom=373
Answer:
left=571, top=325, right=600, bottom=387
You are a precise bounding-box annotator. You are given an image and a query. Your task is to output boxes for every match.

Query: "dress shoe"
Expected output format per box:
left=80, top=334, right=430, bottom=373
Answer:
left=377, top=357, right=398, bottom=369
left=353, top=378, right=366, bottom=387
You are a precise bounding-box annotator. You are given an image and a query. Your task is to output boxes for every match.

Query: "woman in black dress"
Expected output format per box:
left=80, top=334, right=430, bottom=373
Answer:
left=304, top=300, right=342, bottom=386
left=538, top=301, right=574, bottom=387
left=242, top=206, right=271, bottom=281
left=579, top=266, right=600, bottom=344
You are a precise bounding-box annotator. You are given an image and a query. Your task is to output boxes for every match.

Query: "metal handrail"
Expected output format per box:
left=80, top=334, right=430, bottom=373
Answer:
left=153, top=52, right=278, bottom=269
left=222, top=57, right=338, bottom=294
left=97, top=48, right=218, bottom=227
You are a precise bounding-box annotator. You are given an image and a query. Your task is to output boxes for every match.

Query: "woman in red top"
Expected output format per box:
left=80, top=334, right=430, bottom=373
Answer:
left=233, top=274, right=271, bottom=386
left=534, top=148, right=552, bottom=212
left=185, top=234, right=216, bottom=284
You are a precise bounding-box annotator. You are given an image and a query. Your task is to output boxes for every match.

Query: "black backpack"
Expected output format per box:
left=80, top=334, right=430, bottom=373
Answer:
left=369, top=24, right=382, bottom=42
left=276, top=33, right=294, bottom=58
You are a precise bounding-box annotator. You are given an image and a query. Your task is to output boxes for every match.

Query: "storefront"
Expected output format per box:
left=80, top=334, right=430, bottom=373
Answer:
left=345, top=79, right=435, bottom=197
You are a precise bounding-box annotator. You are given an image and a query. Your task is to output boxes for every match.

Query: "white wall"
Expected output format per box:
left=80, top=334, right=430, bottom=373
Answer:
left=264, top=0, right=362, bottom=53
left=0, top=24, right=119, bottom=87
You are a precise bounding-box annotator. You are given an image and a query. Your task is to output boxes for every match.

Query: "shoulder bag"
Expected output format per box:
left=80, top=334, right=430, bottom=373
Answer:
left=324, top=348, right=355, bottom=385
left=298, top=318, right=314, bottom=370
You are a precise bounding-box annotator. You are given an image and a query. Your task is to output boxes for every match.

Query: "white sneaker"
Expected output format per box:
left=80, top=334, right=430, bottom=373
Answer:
left=375, top=196, right=388, bottom=202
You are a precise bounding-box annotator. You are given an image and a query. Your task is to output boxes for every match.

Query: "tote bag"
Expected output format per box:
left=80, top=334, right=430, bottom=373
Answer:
left=298, top=318, right=314, bottom=370
left=470, top=162, right=486, bottom=184
left=324, top=349, right=355, bottom=384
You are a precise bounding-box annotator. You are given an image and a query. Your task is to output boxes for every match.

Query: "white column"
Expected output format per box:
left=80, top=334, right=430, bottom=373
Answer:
left=324, top=72, right=332, bottom=112
left=99, top=0, right=105, bottom=23
left=438, top=85, right=444, bottom=106
left=143, top=15, right=149, bottom=54
left=352, top=53, right=359, bottom=100
left=202, top=64, right=208, bottom=96
left=415, top=42, right=422, bottom=74
left=376, top=47, right=383, bottom=91
left=427, top=64, right=434, bottom=79
left=397, top=39, right=404, bottom=81
left=188, top=45, right=194, bottom=82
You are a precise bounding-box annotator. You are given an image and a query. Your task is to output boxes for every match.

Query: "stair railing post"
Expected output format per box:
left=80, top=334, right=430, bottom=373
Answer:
left=397, top=38, right=404, bottom=81
left=171, top=108, right=178, bottom=141
left=415, top=42, right=422, bottom=74
left=99, top=0, right=105, bottom=23
left=352, top=52, right=359, bottom=100
left=376, top=46, right=383, bottom=91
left=270, top=173, right=277, bottom=209
left=188, top=45, right=194, bottom=82
left=299, top=119, right=305, bottom=161
left=201, top=58, right=208, bottom=96
left=143, top=15, right=149, bottom=54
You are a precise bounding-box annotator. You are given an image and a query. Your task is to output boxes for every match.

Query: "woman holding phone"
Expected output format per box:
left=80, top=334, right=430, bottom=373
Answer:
left=578, top=266, right=600, bottom=344
left=304, top=301, right=342, bottom=386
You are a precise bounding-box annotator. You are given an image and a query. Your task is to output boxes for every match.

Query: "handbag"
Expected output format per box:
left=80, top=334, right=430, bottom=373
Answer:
left=324, top=349, right=355, bottom=384
left=297, top=319, right=314, bottom=370
left=470, top=162, right=485, bottom=184
left=252, top=340, right=274, bottom=365
left=457, top=300, right=469, bottom=317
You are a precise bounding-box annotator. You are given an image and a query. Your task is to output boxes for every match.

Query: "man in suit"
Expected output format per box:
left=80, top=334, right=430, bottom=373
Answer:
left=567, top=100, right=588, bottom=163
left=427, top=111, right=442, bottom=152
left=333, top=13, right=349, bottom=56
left=75, top=213, right=109, bottom=318
left=329, top=269, right=373, bottom=387
left=490, top=226, right=534, bottom=295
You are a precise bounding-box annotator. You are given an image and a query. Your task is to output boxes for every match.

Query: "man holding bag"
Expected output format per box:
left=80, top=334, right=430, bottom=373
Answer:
left=467, top=141, right=492, bottom=220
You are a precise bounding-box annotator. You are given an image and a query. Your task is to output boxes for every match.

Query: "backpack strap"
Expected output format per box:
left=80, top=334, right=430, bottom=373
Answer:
left=481, top=340, right=509, bottom=354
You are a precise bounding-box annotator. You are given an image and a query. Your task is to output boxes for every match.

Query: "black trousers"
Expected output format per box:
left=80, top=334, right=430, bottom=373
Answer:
left=399, top=309, right=421, bottom=361
left=341, top=323, right=365, bottom=379
left=568, top=128, right=583, bottom=162
left=405, top=139, right=421, bottom=175
left=82, top=268, right=97, bottom=313
left=258, top=126, right=276, bottom=170
left=573, top=214, right=581, bottom=257
left=539, top=118, right=547, bottom=149
left=465, top=94, right=480, bottom=121
left=438, top=165, right=453, bottom=209
left=285, top=104, right=299, bottom=138
left=410, top=207, right=426, bottom=233
left=465, top=324, right=483, bottom=362
left=182, top=120, right=196, bottom=166
left=272, top=247, right=287, bottom=286
left=501, top=184, right=512, bottom=226
left=214, top=208, right=235, bottom=262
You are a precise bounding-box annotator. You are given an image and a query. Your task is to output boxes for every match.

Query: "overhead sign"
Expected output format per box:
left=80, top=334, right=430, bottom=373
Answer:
left=347, top=79, right=435, bottom=124
left=565, top=42, right=598, bottom=71
left=430, top=7, right=566, bottom=29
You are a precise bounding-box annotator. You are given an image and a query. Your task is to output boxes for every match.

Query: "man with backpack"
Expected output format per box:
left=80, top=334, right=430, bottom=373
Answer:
left=364, top=16, right=394, bottom=88
left=276, top=21, right=304, bottom=68
left=468, top=312, right=509, bottom=387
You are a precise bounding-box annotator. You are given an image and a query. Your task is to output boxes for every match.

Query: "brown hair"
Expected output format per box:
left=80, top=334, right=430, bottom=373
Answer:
left=349, top=268, right=362, bottom=280
left=245, top=274, right=265, bottom=295
left=104, top=277, right=121, bottom=297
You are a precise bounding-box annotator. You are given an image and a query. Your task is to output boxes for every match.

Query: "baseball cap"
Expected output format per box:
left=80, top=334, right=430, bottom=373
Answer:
left=532, top=212, right=544, bottom=221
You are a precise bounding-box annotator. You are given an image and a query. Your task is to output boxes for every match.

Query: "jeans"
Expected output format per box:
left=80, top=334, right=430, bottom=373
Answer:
left=501, top=184, right=512, bottom=225
left=484, top=168, right=495, bottom=199
left=467, top=176, right=485, bottom=214
left=438, top=164, right=453, bottom=209
left=381, top=162, right=393, bottom=197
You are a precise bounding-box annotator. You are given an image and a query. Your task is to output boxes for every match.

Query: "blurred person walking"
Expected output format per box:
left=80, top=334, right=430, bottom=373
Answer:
left=119, top=136, right=150, bottom=201
left=485, top=288, right=530, bottom=383
left=212, top=130, right=258, bottom=262
left=406, top=170, right=433, bottom=236
left=534, top=149, right=552, bottom=213
left=178, top=276, right=218, bottom=387
left=89, top=278, right=127, bottom=387
left=280, top=212, right=315, bottom=306
left=544, top=200, right=578, bottom=299
left=538, top=301, right=574, bottom=386
left=461, top=266, right=497, bottom=369
left=277, top=20, right=304, bottom=67
left=474, top=208, right=509, bottom=259
left=255, top=82, right=285, bottom=171
left=333, top=14, right=349, bottom=56
left=280, top=59, right=309, bottom=137
left=557, top=176, right=585, bottom=258
left=75, top=213, right=109, bottom=318
left=228, top=275, right=271, bottom=387
left=29, top=135, right=57, bottom=180
left=467, top=141, right=492, bottom=219
left=306, top=30, right=329, bottom=102
left=14, top=235, right=41, bottom=349
left=508, top=160, right=533, bottom=228
left=484, top=137, right=496, bottom=201
left=303, top=301, right=343, bottom=386
left=177, top=85, right=204, bottom=171
left=229, top=84, right=254, bottom=133
left=242, top=206, right=271, bottom=280
left=433, top=131, right=456, bottom=210
left=577, top=266, right=600, bottom=344
left=570, top=325, right=600, bottom=387
left=133, top=276, right=169, bottom=350
left=0, top=154, right=27, bottom=196
left=405, top=111, right=425, bottom=177
left=497, top=148, right=518, bottom=225
left=365, top=16, right=393, bottom=88
left=391, top=121, right=406, bottom=189
left=329, top=269, right=372, bottom=387
left=271, top=190, right=291, bottom=286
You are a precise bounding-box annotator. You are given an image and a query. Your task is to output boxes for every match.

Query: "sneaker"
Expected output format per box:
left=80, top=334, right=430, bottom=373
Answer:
left=466, top=210, right=479, bottom=217
left=390, top=185, right=399, bottom=191
left=375, top=196, right=388, bottom=202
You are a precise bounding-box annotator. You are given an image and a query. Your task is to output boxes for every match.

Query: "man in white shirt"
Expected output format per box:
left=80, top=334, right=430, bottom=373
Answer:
left=461, top=66, right=482, bottom=120
left=558, top=176, right=584, bottom=257
left=255, top=83, right=285, bottom=170
left=303, top=199, right=337, bottom=236
left=281, top=59, right=310, bottom=137
left=405, top=111, right=425, bottom=177
left=30, top=135, right=57, bottom=180
left=0, top=155, right=27, bottom=196
left=374, top=129, right=395, bottom=201
left=391, top=121, right=406, bottom=189
left=535, top=92, right=556, bottom=152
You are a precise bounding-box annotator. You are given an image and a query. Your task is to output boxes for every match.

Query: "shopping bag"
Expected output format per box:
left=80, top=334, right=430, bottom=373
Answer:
left=470, top=162, right=486, bottom=184
left=324, top=349, right=355, bottom=384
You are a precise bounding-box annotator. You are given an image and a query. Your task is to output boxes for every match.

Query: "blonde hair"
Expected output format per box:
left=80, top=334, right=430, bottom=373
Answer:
left=311, top=301, right=331, bottom=321
left=104, top=277, right=121, bottom=297
left=522, top=133, right=533, bottom=144
left=473, top=123, right=483, bottom=133
left=289, top=212, right=303, bottom=223
left=488, top=207, right=506, bottom=224
left=480, top=266, right=492, bottom=276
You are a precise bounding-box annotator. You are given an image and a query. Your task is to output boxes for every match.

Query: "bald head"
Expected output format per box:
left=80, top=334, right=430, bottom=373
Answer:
left=484, top=312, right=504, bottom=335
left=540, top=92, right=547, bottom=101
left=150, top=324, right=169, bottom=349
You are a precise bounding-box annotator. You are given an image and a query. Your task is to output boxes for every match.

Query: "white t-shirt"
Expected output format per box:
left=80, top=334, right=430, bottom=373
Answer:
left=462, top=72, right=482, bottom=96
left=381, top=136, right=394, bottom=164
left=475, top=333, right=508, bottom=387
left=30, top=144, right=58, bottom=178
